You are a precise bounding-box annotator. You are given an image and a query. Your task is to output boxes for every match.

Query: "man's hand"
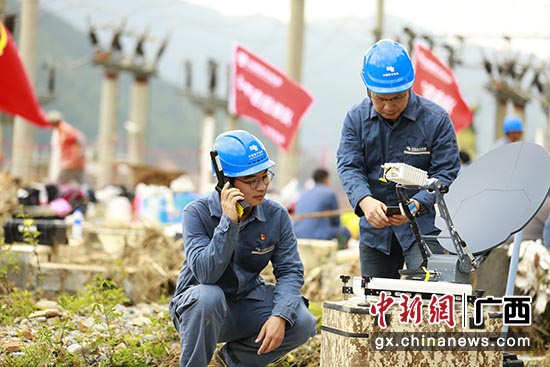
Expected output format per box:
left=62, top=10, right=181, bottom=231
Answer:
left=359, top=197, right=421, bottom=228
left=220, top=181, right=245, bottom=223
left=255, top=316, right=286, bottom=355
left=387, top=213, right=408, bottom=226
left=359, top=196, right=391, bottom=228
left=386, top=199, right=421, bottom=226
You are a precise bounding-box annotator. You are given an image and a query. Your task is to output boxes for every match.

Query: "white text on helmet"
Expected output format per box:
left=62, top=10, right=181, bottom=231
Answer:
left=382, top=66, right=400, bottom=78
left=248, top=150, right=265, bottom=160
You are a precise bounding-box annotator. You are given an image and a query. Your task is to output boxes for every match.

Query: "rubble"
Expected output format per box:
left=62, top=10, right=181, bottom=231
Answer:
left=0, top=298, right=175, bottom=366
left=0, top=172, right=18, bottom=212
left=0, top=166, right=549, bottom=364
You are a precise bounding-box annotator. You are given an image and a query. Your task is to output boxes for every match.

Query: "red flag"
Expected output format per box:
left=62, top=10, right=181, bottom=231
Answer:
left=0, top=21, right=49, bottom=128
left=229, top=44, right=314, bottom=151
left=412, top=42, right=472, bottom=132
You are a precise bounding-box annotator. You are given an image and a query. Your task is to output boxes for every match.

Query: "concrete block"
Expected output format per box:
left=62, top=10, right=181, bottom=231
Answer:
left=3, top=244, right=52, bottom=290
left=297, top=239, right=338, bottom=274
left=9, top=243, right=52, bottom=263
left=335, top=246, right=359, bottom=265
left=31, top=262, right=108, bottom=294
left=50, top=240, right=89, bottom=263
left=87, top=226, right=147, bottom=259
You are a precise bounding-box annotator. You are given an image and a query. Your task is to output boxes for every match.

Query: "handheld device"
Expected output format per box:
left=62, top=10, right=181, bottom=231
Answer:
left=385, top=206, right=401, bottom=216
left=210, top=150, right=251, bottom=218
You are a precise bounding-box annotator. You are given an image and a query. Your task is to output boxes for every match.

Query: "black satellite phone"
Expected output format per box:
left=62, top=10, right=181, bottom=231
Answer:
left=210, top=150, right=251, bottom=218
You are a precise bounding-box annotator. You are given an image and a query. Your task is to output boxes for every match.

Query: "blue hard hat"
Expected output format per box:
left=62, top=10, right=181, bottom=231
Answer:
left=503, top=116, right=523, bottom=134
left=361, top=39, right=415, bottom=94
left=213, top=130, right=275, bottom=177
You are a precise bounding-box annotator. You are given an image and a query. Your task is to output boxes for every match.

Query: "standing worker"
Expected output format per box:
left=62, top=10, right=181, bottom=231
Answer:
left=336, top=39, right=460, bottom=279
left=293, top=168, right=351, bottom=249
left=169, top=130, right=316, bottom=367
left=47, top=110, right=86, bottom=185
left=493, top=115, right=523, bottom=148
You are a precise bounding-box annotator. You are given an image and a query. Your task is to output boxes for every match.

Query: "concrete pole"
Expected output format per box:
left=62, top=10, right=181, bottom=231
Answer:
left=96, top=71, right=118, bottom=189
left=199, top=111, right=215, bottom=193
left=277, top=0, right=305, bottom=190
left=227, top=113, right=239, bottom=131
left=128, top=76, right=148, bottom=165
left=512, top=103, right=526, bottom=126
left=494, top=98, right=508, bottom=141
left=11, top=0, right=39, bottom=180
left=374, top=0, right=384, bottom=41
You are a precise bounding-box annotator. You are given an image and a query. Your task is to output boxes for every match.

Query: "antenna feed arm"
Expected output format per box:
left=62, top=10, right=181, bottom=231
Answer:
left=381, top=162, right=478, bottom=274
left=424, top=178, right=449, bottom=194
left=432, top=179, right=479, bottom=273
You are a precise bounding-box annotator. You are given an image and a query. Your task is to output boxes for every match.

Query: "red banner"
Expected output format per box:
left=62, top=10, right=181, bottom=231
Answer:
left=0, top=21, right=49, bottom=128
left=229, top=44, right=314, bottom=151
left=412, top=42, right=472, bottom=132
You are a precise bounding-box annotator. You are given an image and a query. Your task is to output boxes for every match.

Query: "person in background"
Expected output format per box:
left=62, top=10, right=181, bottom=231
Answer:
left=493, top=115, right=523, bottom=148
left=506, top=195, right=550, bottom=245
left=459, top=150, right=472, bottom=174
left=336, top=39, right=460, bottom=279
left=170, top=174, right=200, bottom=223
left=47, top=110, right=86, bottom=185
left=169, top=130, right=316, bottom=367
left=293, top=168, right=351, bottom=249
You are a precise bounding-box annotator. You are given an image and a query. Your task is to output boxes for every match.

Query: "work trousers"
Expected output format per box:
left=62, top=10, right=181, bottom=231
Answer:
left=169, top=283, right=317, bottom=367
left=360, top=231, right=445, bottom=279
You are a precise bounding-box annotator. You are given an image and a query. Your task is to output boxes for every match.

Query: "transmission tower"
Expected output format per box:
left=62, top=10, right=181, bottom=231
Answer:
left=87, top=20, right=168, bottom=188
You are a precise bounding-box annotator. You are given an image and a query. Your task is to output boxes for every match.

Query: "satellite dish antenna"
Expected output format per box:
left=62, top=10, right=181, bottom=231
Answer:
left=436, top=142, right=550, bottom=255
left=382, top=142, right=550, bottom=283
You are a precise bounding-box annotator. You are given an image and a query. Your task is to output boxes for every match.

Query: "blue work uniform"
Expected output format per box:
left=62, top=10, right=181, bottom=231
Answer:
left=169, top=191, right=316, bottom=367
left=293, top=183, right=349, bottom=240
left=336, top=92, right=460, bottom=256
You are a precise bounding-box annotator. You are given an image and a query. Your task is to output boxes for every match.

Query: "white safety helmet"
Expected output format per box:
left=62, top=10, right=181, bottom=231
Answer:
left=46, top=110, right=64, bottom=123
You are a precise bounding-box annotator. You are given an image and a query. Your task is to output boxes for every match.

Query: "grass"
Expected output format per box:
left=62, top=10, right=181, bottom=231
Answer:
left=0, top=274, right=180, bottom=367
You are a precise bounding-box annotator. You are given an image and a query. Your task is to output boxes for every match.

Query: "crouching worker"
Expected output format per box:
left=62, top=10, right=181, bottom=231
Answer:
left=169, top=130, right=317, bottom=367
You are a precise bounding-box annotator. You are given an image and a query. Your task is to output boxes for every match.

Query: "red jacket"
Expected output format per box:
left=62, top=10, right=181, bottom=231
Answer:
left=56, top=121, right=85, bottom=169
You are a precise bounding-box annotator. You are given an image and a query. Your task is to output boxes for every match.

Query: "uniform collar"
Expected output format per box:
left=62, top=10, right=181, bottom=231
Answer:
left=366, top=91, right=420, bottom=123
left=401, top=91, right=419, bottom=122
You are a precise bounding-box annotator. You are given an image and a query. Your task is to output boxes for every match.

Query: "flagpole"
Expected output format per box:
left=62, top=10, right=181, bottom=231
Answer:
left=277, top=0, right=305, bottom=191
left=11, top=0, right=39, bottom=181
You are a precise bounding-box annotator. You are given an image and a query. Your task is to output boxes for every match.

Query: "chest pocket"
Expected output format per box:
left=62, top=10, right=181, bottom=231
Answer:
left=251, top=245, right=275, bottom=255
left=237, top=241, right=276, bottom=273
left=403, top=148, right=431, bottom=170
